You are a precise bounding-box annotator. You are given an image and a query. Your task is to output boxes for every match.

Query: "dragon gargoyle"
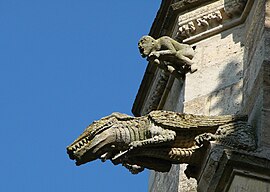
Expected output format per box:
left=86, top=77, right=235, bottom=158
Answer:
left=67, top=111, right=256, bottom=176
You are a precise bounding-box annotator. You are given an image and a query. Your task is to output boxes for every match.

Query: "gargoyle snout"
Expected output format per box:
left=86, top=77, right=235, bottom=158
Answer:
left=67, top=128, right=117, bottom=166
left=66, top=147, right=76, bottom=160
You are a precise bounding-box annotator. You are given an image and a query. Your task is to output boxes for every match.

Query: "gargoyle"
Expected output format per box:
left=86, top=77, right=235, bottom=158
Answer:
left=138, top=35, right=197, bottom=77
left=67, top=111, right=256, bottom=176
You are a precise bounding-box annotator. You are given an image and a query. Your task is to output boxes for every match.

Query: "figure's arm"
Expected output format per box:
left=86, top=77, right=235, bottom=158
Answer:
left=149, top=37, right=177, bottom=58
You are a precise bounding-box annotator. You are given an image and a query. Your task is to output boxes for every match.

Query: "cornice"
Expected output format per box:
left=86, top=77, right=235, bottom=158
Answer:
left=173, top=0, right=254, bottom=44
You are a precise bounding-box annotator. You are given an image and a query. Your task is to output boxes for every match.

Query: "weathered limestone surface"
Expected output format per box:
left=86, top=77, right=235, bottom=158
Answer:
left=243, top=0, right=265, bottom=148
left=181, top=29, right=245, bottom=191
left=184, top=25, right=244, bottom=115
left=148, top=165, right=181, bottom=192
left=228, top=174, right=270, bottom=192
left=197, top=145, right=270, bottom=191
left=236, top=0, right=270, bottom=148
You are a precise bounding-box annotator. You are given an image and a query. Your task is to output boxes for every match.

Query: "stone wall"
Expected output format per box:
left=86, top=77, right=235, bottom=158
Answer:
left=184, top=24, right=245, bottom=116
left=243, top=0, right=270, bottom=148
left=149, top=9, right=248, bottom=192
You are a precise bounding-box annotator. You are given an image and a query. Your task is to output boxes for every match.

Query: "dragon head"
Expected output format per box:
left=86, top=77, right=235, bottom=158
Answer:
left=66, top=113, right=130, bottom=166
left=67, top=114, right=121, bottom=165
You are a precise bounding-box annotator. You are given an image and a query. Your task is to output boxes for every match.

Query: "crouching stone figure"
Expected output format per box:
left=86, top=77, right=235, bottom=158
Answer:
left=138, top=35, right=197, bottom=77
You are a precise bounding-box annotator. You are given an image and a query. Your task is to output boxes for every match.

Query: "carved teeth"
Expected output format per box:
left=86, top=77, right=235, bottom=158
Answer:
left=79, top=141, right=84, bottom=146
left=70, top=137, right=92, bottom=153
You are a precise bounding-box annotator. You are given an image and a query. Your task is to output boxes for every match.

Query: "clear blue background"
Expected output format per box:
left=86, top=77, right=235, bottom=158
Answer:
left=0, top=1, right=161, bottom=191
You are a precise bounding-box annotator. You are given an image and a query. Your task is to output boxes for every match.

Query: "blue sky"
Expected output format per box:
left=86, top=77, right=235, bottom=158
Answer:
left=0, top=1, right=161, bottom=192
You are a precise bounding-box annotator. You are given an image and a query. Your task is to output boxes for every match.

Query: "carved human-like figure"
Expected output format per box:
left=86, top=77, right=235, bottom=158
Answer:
left=138, top=35, right=197, bottom=76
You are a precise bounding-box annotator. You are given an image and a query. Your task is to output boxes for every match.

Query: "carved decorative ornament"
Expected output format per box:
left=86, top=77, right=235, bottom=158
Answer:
left=173, top=0, right=253, bottom=43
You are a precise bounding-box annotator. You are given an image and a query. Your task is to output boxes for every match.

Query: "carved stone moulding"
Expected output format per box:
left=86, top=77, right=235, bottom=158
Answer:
left=173, top=0, right=254, bottom=44
left=197, top=146, right=270, bottom=191
left=140, top=70, right=170, bottom=115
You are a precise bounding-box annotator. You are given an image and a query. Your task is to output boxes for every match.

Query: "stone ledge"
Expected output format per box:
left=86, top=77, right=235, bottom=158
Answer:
left=198, top=144, right=270, bottom=192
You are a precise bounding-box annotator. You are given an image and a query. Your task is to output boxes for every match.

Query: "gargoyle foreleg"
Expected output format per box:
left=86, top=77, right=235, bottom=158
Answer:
left=111, top=130, right=176, bottom=164
left=129, top=129, right=176, bottom=149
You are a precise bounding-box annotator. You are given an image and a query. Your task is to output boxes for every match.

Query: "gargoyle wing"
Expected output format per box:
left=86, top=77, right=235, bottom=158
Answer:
left=149, top=110, right=247, bottom=130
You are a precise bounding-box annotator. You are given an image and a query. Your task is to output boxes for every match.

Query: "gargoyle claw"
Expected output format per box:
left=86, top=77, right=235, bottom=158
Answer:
left=195, top=133, right=215, bottom=146
left=100, top=152, right=112, bottom=162
left=129, top=141, right=143, bottom=149
left=149, top=52, right=160, bottom=58
left=100, top=153, right=108, bottom=162
left=111, top=150, right=129, bottom=164
left=123, top=163, right=144, bottom=174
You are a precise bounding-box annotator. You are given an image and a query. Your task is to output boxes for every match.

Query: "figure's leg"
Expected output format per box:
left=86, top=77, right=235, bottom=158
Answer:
left=176, top=53, right=197, bottom=73
left=190, top=64, right=198, bottom=73
left=176, top=54, right=193, bottom=67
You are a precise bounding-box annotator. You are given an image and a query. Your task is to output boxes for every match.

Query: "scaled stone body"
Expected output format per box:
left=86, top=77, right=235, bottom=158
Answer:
left=138, top=36, right=196, bottom=77
left=67, top=111, right=256, bottom=175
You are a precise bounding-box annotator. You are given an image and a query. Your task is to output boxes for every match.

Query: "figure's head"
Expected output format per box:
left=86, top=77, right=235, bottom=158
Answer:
left=66, top=113, right=129, bottom=166
left=138, top=35, right=156, bottom=58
